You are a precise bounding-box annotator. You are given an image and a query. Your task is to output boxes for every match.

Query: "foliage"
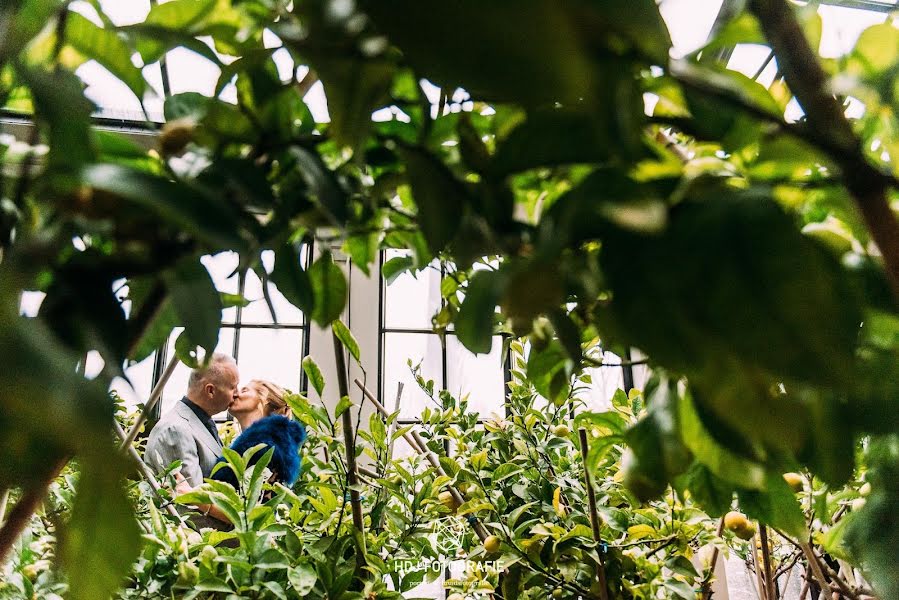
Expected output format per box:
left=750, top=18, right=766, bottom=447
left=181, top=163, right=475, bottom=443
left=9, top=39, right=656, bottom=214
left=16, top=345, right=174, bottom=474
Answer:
left=1, top=0, right=899, bottom=597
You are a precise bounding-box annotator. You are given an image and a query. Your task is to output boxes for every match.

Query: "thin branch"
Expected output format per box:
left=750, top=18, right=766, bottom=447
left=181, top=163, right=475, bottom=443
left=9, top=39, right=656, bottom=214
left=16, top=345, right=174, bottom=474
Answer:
left=0, top=459, right=67, bottom=564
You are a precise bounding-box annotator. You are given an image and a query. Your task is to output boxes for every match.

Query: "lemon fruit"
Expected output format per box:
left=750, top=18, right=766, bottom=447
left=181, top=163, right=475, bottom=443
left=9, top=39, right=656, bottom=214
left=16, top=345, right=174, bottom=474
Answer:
left=783, top=472, right=804, bottom=493
left=483, top=535, right=501, bottom=553
left=439, top=490, right=460, bottom=512
left=724, top=511, right=756, bottom=541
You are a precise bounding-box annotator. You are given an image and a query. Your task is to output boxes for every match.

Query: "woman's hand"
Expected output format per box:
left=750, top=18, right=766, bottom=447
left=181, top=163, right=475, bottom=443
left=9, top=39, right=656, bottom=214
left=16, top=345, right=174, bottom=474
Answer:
left=173, top=472, right=192, bottom=496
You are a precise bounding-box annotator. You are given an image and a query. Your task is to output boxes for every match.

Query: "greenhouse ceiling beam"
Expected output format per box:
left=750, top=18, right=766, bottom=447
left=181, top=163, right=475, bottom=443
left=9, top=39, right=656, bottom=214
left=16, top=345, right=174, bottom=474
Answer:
left=0, top=113, right=158, bottom=151
left=820, top=0, right=897, bottom=12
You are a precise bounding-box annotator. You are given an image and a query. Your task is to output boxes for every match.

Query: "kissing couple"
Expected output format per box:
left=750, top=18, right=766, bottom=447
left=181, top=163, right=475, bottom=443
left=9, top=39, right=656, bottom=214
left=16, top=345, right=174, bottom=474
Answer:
left=143, top=353, right=307, bottom=524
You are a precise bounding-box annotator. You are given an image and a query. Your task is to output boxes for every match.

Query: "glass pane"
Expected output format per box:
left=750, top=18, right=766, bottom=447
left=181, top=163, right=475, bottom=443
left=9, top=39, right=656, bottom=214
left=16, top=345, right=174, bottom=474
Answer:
left=112, top=352, right=157, bottom=410
left=659, top=0, right=724, bottom=57
left=159, top=327, right=236, bottom=414
left=446, top=336, right=505, bottom=419
left=383, top=332, right=444, bottom=419
left=579, top=365, right=625, bottom=412
left=19, top=291, right=45, bottom=317
left=201, top=252, right=240, bottom=323
left=240, top=250, right=305, bottom=325
left=384, top=250, right=442, bottom=330
left=819, top=4, right=888, bottom=58
left=235, top=328, right=304, bottom=392
left=96, top=0, right=150, bottom=26
left=165, top=42, right=225, bottom=97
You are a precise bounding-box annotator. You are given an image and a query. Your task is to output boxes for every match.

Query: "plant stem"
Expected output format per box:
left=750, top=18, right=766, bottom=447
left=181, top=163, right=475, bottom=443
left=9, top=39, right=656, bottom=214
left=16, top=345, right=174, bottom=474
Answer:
left=333, top=331, right=367, bottom=571
left=798, top=541, right=832, bottom=600
left=751, top=534, right=769, bottom=600
left=700, top=516, right=726, bottom=600
left=749, top=0, right=899, bottom=303
left=760, top=525, right=777, bottom=600
left=577, top=428, right=610, bottom=600
left=0, top=458, right=67, bottom=564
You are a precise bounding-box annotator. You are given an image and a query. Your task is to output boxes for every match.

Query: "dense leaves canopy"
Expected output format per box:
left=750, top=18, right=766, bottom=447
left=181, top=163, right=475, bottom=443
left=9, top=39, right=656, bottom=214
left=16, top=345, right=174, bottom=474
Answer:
left=2, top=0, right=899, bottom=597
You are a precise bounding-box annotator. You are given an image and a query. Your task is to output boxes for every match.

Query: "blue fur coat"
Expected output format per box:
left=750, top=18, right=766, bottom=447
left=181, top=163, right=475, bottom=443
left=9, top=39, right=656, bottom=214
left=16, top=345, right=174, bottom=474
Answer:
left=212, top=415, right=306, bottom=488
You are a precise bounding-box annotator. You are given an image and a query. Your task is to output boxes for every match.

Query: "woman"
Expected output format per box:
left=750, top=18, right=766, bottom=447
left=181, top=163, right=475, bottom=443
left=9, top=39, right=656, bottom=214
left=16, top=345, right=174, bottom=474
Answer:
left=212, top=380, right=306, bottom=488
left=175, top=380, right=306, bottom=521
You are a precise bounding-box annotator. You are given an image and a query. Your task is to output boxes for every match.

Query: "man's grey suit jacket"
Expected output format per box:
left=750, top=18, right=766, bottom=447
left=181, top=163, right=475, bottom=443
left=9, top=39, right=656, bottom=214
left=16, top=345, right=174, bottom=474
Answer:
left=145, top=400, right=223, bottom=486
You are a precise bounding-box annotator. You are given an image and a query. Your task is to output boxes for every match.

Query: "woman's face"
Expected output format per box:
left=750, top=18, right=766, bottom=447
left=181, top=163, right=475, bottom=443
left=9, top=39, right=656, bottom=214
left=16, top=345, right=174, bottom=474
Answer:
left=229, top=383, right=263, bottom=416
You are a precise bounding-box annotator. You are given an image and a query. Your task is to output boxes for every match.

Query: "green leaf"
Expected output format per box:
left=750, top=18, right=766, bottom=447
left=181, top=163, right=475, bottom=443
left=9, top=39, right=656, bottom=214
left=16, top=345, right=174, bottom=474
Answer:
left=362, top=0, right=594, bottom=105
left=369, top=412, right=386, bottom=445
left=65, top=11, right=145, bottom=100
left=309, top=251, right=347, bottom=327
left=663, top=579, right=696, bottom=600
left=849, top=22, right=899, bottom=76
left=601, top=188, right=863, bottom=388
left=381, top=255, right=414, bottom=285
left=846, top=438, right=899, bottom=600
left=163, top=256, right=222, bottom=354
left=20, top=66, right=96, bottom=172
left=126, top=22, right=224, bottom=66
left=303, top=356, right=325, bottom=397
left=681, top=463, right=734, bottom=517
left=126, top=279, right=178, bottom=362
left=455, top=270, right=501, bottom=354
left=492, top=463, right=524, bottom=483
left=492, top=109, right=615, bottom=176
left=164, top=92, right=209, bottom=121
left=80, top=163, right=245, bottom=248
left=335, top=395, right=353, bottom=419
left=398, top=146, right=470, bottom=254
left=0, top=0, right=60, bottom=62
left=737, top=473, right=807, bottom=539
left=678, top=62, right=783, bottom=151
left=527, top=341, right=571, bottom=404
left=60, top=456, right=142, bottom=600
left=290, top=147, right=348, bottom=226
left=679, top=390, right=766, bottom=489
left=332, top=320, right=361, bottom=363
left=144, top=0, right=217, bottom=29
left=305, top=56, right=394, bottom=152
left=623, top=378, right=692, bottom=499
left=344, top=233, right=378, bottom=277
left=271, top=241, right=315, bottom=315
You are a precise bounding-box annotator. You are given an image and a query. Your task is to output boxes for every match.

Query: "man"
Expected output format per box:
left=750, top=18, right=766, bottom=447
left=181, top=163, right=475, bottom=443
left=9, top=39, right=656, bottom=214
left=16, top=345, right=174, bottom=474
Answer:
left=145, top=353, right=239, bottom=486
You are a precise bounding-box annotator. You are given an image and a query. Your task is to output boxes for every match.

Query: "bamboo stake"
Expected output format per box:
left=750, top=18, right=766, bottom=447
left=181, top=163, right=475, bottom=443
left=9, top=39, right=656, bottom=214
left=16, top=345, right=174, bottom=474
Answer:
left=376, top=383, right=404, bottom=530
left=353, top=378, right=489, bottom=542
left=799, top=541, right=832, bottom=600
left=751, top=534, right=769, bottom=600
left=760, top=525, right=777, bottom=600
left=113, top=420, right=184, bottom=524
left=120, top=353, right=179, bottom=450
left=333, top=332, right=367, bottom=570
left=383, top=382, right=404, bottom=473
left=700, top=516, right=727, bottom=600
left=577, top=428, right=610, bottom=600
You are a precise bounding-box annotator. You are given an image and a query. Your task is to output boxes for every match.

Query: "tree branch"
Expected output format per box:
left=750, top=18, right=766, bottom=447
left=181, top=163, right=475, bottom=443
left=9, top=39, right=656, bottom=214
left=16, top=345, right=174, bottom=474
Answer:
left=749, top=0, right=899, bottom=302
left=0, top=459, right=67, bottom=564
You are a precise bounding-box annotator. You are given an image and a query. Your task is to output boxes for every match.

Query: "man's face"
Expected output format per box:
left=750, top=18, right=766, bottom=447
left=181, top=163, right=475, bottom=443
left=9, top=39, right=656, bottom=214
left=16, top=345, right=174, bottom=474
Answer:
left=207, top=363, right=240, bottom=413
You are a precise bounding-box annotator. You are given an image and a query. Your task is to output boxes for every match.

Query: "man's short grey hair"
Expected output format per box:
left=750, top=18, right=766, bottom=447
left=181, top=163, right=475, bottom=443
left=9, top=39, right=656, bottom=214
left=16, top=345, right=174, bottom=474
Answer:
left=188, top=352, right=237, bottom=391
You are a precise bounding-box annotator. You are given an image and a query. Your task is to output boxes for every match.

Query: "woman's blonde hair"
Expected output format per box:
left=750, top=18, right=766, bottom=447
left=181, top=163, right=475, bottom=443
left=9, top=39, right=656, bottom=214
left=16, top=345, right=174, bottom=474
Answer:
left=250, top=380, right=291, bottom=417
